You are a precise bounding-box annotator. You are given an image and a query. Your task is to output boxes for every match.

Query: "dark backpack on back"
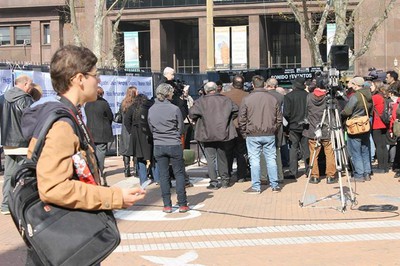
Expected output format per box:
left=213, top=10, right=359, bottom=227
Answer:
left=8, top=109, right=120, bottom=266
left=376, top=97, right=393, bottom=126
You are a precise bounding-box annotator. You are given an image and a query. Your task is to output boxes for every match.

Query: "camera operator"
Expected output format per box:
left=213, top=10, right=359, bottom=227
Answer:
left=302, top=78, right=337, bottom=184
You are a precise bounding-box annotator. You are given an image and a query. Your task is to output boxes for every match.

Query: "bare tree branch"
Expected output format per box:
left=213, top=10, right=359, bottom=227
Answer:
left=107, top=0, right=128, bottom=68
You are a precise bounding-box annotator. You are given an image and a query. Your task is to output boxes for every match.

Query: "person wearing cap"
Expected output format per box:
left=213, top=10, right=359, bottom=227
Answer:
left=283, top=76, right=309, bottom=179
left=341, top=76, right=373, bottom=182
left=302, top=79, right=337, bottom=184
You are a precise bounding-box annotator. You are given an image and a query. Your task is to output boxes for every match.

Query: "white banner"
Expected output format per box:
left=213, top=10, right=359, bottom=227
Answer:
left=0, top=69, right=13, bottom=95
left=6, top=70, right=153, bottom=136
left=231, top=26, right=247, bottom=69
left=214, top=27, right=230, bottom=69
left=100, top=75, right=153, bottom=135
left=327, top=23, right=336, bottom=58
left=124, top=31, right=140, bottom=69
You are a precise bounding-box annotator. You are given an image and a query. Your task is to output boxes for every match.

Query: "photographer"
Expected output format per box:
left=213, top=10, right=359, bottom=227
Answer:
left=302, top=79, right=337, bottom=184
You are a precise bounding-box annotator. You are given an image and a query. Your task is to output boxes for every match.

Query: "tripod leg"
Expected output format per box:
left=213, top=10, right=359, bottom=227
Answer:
left=300, top=140, right=320, bottom=207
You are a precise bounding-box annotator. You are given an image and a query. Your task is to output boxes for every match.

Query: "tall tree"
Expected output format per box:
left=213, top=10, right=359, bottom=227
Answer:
left=286, top=0, right=397, bottom=67
left=67, top=0, right=128, bottom=67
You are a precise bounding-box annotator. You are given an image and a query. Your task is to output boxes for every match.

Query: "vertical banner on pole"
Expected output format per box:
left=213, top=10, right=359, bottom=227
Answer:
left=124, top=31, right=140, bottom=70
left=214, top=27, right=230, bottom=70
left=231, top=26, right=247, bottom=69
left=326, top=23, right=336, bottom=58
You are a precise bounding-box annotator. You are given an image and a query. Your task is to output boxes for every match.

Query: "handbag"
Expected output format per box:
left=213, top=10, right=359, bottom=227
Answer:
left=345, top=93, right=371, bottom=135
left=114, top=110, right=122, bottom=123
left=8, top=110, right=120, bottom=266
left=393, top=119, right=400, bottom=137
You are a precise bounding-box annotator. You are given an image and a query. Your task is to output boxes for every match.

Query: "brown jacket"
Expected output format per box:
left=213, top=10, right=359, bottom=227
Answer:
left=238, top=88, right=282, bottom=137
left=223, top=88, right=248, bottom=128
left=27, top=120, right=123, bottom=210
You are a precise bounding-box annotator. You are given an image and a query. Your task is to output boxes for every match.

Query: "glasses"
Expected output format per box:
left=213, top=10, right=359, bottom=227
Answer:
left=84, top=71, right=100, bottom=79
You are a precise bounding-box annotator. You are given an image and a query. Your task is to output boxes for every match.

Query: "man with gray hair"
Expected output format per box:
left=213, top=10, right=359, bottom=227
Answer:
left=189, top=81, right=238, bottom=189
left=1, top=75, right=34, bottom=214
left=148, top=83, right=189, bottom=213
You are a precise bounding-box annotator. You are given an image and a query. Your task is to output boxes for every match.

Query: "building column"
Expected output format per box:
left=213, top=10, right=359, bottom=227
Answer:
left=150, top=19, right=162, bottom=73
left=50, top=20, right=61, bottom=56
left=198, top=17, right=207, bottom=73
left=31, top=21, right=41, bottom=63
left=300, top=27, right=312, bottom=67
left=248, top=15, right=261, bottom=69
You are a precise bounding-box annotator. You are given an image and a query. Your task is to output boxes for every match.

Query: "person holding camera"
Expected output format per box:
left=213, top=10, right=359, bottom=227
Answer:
left=302, top=80, right=337, bottom=184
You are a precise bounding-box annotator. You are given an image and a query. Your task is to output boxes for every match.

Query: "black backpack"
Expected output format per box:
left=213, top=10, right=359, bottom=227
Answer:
left=377, top=97, right=393, bottom=126
left=8, top=109, right=120, bottom=266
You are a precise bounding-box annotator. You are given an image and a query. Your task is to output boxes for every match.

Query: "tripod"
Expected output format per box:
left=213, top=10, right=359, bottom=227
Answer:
left=299, top=95, right=356, bottom=212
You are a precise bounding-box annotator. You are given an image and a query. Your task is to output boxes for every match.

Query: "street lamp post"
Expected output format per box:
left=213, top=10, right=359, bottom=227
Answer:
left=206, top=0, right=214, bottom=71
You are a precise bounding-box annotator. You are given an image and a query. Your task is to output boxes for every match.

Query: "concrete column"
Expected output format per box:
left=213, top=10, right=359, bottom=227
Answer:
left=300, top=27, right=312, bottom=67
left=198, top=17, right=207, bottom=73
left=30, top=21, right=41, bottom=63
left=150, top=19, right=162, bottom=73
left=248, top=15, right=260, bottom=69
left=50, top=20, right=61, bottom=55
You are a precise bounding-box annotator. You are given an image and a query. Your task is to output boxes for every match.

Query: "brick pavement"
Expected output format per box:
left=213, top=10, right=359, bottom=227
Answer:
left=0, top=155, right=399, bottom=265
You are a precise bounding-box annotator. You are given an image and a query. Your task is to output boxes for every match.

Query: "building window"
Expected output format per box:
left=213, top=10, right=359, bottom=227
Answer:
left=0, top=27, right=11, bottom=45
left=15, top=26, right=31, bottom=45
left=43, top=24, right=50, bottom=44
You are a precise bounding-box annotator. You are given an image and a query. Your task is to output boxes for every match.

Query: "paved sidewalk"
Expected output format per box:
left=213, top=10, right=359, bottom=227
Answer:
left=0, top=155, right=400, bottom=265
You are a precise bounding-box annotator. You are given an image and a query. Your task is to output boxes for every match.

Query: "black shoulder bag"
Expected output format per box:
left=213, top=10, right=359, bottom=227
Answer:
left=8, top=108, right=120, bottom=266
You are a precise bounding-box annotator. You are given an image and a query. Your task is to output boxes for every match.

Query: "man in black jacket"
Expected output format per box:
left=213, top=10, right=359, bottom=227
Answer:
left=283, top=76, right=309, bottom=179
left=85, top=87, right=114, bottom=186
left=1, top=75, right=34, bottom=214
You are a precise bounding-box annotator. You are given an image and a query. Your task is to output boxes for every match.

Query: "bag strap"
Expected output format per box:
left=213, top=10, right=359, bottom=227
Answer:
left=359, top=93, right=369, bottom=117
left=30, top=109, right=83, bottom=163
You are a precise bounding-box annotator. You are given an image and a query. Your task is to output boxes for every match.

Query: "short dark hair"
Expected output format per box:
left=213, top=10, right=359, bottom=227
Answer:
left=387, top=70, right=399, bottom=81
left=50, top=45, right=97, bottom=94
left=232, top=75, right=244, bottom=89
left=251, top=75, right=265, bottom=88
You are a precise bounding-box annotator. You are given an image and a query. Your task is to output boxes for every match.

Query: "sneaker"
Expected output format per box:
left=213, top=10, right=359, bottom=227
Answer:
left=185, top=182, right=194, bottom=188
left=364, top=174, right=371, bottom=181
left=1, top=209, right=10, bottom=215
left=350, top=177, right=365, bottom=182
left=326, top=176, right=338, bottom=184
left=394, top=172, right=400, bottom=178
left=272, top=186, right=281, bottom=193
left=309, top=177, right=320, bottom=184
left=162, top=206, right=172, bottom=213
left=242, top=187, right=261, bottom=194
left=221, top=181, right=229, bottom=188
left=179, top=205, right=190, bottom=213
left=207, top=184, right=219, bottom=190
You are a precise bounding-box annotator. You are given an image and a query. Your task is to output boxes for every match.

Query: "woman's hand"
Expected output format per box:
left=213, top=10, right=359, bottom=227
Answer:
left=121, top=187, right=146, bottom=208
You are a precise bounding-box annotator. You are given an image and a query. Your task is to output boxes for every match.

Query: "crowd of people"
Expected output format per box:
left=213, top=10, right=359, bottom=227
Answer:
left=2, top=45, right=400, bottom=218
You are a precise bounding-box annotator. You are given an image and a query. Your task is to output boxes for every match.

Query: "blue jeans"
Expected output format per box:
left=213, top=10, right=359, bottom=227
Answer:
left=136, top=158, right=160, bottom=185
left=246, top=136, right=278, bottom=190
left=347, top=133, right=371, bottom=178
left=154, top=145, right=187, bottom=207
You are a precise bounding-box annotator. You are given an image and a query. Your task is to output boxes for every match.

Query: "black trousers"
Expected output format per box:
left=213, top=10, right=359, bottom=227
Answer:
left=288, top=131, right=309, bottom=177
left=372, top=129, right=389, bottom=170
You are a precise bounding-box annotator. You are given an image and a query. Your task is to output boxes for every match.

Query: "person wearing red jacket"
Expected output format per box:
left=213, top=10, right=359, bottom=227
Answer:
left=371, top=80, right=389, bottom=173
left=389, top=88, right=400, bottom=178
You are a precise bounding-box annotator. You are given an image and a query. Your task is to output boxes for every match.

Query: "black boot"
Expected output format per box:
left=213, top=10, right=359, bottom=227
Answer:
left=123, top=156, right=131, bottom=177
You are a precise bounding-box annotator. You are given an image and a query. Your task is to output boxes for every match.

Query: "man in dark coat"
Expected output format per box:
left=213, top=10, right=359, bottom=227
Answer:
left=85, top=87, right=114, bottom=185
left=190, top=81, right=238, bottom=189
left=283, top=76, right=309, bottom=179
left=222, top=75, right=249, bottom=182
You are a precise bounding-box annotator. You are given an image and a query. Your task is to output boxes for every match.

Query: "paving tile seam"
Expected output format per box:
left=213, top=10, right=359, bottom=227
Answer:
left=114, top=232, right=400, bottom=253
left=120, top=220, right=400, bottom=240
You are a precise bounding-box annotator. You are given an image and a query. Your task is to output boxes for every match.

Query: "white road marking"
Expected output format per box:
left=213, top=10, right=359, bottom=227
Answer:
left=141, top=250, right=203, bottom=266
left=120, top=220, right=400, bottom=240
